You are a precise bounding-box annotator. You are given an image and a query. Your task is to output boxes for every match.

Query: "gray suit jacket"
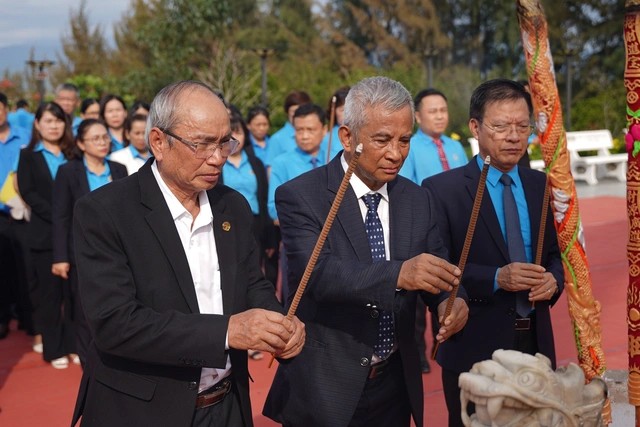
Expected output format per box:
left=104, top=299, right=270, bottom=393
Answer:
left=263, top=155, right=454, bottom=427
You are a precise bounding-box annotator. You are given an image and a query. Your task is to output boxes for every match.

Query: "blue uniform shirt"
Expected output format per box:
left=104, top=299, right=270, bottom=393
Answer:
left=84, top=157, right=112, bottom=191
left=72, top=116, right=82, bottom=136
left=33, top=142, right=67, bottom=179
left=109, top=131, right=125, bottom=153
left=320, top=125, right=343, bottom=163
left=268, top=147, right=325, bottom=220
left=222, top=151, right=260, bottom=215
left=0, top=126, right=29, bottom=213
left=249, top=133, right=270, bottom=165
left=266, top=122, right=296, bottom=167
left=400, top=129, right=468, bottom=184
left=8, top=109, right=34, bottom=137
left=475, top=155, right=532, bottom=290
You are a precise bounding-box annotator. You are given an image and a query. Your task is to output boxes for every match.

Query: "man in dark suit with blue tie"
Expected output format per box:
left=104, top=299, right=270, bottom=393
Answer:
left=263, top=76, right=469, bottom=427
left=423, top=79, right=564, bottom=427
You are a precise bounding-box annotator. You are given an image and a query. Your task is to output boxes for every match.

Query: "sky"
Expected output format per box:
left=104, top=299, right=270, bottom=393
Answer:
left=0, top=0, right=132, bottom=73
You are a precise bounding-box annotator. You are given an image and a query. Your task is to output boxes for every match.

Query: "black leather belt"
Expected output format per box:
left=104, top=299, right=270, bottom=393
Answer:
left=368, top=353, right=397, bottom=379
left=515, top=317, right=531, bottom=331
left=195, top=378, right=232, bottom=409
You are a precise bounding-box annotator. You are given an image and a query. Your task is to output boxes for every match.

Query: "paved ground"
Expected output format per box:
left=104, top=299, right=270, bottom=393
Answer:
left=0, top=176, right=630, bottom=426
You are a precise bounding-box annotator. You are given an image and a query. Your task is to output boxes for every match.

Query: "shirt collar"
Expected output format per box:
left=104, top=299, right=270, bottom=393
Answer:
left=475, top=155, right=521, bottom=188
left=340, top=153, right=389, bottom=202
left=151, top=161, right=213, bottom=223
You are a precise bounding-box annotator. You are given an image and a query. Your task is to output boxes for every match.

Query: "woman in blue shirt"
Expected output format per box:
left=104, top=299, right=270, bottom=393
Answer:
left=17, top=102, right=75, bottom=369
left=246, top=106, right=271, bottom=164
left=52, top=119, right=127, bottom=367
left=99, top=94, right=127, bottom=152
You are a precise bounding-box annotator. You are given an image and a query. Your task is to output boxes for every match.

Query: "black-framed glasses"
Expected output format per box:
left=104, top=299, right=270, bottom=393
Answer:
left=158, top=127, right=240, bottom=159
left=480, top=121, right=534, bottom=137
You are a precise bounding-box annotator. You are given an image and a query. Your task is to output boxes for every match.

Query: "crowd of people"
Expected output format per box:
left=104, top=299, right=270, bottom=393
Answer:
left=0, top=76, right=563, bottom=427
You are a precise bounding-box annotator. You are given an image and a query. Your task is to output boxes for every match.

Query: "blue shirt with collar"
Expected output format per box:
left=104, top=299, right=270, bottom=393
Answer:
left=8, top=109, right=34, bottom=137
left=320, top=125, right=343, bottom=163
left=84, top=157, right=112, bottom=191
left=475, top=155, right=532, bottom=290
left=266, top=122, right=296, bottom=167
left=33, top=142, right=67, bottom=179
left=222, top=151, right=259, bottom=215
left=128, top=145, right=150, bottom=161
left=109, top=131, right=125, bottom=153
left=268, top=147, right=325, bottom=220
left=249, top=133, right=270, bottom=165
left=72, top=116, right=82, bottom=136
left=0, top=126, right=29, bottom=213
left=400, top=129, right=468, bottom=184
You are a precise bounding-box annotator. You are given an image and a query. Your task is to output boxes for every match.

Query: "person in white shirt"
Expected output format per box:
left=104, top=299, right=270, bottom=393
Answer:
left=109, top=114, right=152, bottom=175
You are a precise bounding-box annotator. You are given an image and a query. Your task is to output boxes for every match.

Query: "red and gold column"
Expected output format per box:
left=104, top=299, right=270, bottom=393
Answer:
left=624, top=1, right=640, bottom=422
left=516, top=0, right=610, bottom=422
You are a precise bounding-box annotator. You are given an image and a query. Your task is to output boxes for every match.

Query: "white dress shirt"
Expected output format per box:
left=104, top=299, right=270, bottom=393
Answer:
left=151, top=162, right=230, bottom=392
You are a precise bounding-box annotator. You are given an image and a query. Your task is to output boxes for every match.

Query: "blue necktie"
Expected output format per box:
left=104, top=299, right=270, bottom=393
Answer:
left=362, top=193, right=394, bottom=359
left=500, top=174, right=530, bottom=317
left=311, top=157, right=319, bottom=169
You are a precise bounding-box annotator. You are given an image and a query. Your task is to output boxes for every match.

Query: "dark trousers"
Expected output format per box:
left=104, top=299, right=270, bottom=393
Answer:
left=191, top=383, right=245, bottom=427
left=349, top=353, right=411, bottom=427
left=69, top=265, right=91, bottom=367
left=0, top=215, right=33, bottom=331
left=443, top=317, right=539, bottom=427
left=30, top=249, right=76, bottom=361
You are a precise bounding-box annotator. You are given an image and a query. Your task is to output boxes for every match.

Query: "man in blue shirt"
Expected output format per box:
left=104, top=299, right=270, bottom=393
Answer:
left=266, top=90, right=312, bottom=167
left=54, top=83, right=82, bottom=134
left=400, top=88, right=469, bottom=373
left=400, top=88, right=468, bottom=184
left=0, top=92, right=31, bottom=339
left=268, top=103, right=326, bottom=222
left=8, top=99, right=34, bottom=138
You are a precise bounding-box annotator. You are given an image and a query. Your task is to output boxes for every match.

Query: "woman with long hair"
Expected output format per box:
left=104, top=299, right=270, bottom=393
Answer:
left=17, top=102, right=76, bottom=369
left=99, top=94, right=127, bottom=152
left=52, top=119, right=127, bottom=367
left=246, top=106, right=271, bottom=164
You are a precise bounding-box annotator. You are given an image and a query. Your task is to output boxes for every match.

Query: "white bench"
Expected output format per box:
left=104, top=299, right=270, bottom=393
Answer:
left=469, top=130, right=627, bottom=185
left=565, top=130, right=627, bottom=185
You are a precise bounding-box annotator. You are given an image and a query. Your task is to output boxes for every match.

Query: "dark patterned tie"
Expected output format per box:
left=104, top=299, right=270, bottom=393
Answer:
left=500, top=174, right=530, bottom=317
left=362, top=193, right=394, bottom=359
left=433, top=138, right=450, bottom=171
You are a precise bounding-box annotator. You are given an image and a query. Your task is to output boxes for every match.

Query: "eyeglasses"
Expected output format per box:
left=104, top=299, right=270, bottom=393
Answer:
left=480, top=121, right=534, bottom=137
left=159, top=128, right=240, bottom=159
left=84, top=135, right=111, bottom=145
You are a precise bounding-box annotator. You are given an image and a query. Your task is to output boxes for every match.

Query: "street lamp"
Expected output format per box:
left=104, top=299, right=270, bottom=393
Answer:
left=423, top=46, right=439, bottom=88
left=25, top=59, right=55, bottom=105
left=251, top=48, right=274, bottom=107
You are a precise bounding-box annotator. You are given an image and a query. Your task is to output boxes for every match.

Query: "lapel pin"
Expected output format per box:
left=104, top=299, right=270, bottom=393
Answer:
left=222, top=221, right=231, bottom=232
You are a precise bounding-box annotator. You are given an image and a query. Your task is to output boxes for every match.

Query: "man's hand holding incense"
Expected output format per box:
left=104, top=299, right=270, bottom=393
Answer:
left=435, top=297, right=469, bottom=342
left=397, top=253, right=461, bottom=294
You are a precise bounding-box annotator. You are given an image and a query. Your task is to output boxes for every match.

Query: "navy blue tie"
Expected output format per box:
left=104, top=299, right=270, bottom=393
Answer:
left=311, top=157, right=319, bottom=169
left=362, top=193, right=394, bottom=359
left=500, top=174, right=530, bottom=317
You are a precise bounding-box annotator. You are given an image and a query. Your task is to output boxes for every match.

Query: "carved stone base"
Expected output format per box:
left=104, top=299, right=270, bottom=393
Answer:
left=459, top=350, right=607, bottom=426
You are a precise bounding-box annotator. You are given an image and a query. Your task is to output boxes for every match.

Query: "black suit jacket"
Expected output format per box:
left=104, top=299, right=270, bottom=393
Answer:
left=52, top=158, right=128, bottom=264
left=263, top=156, right=452, bottom=427
left=71, top=160, right=282, bottom=427
left=423, top=158, right=564, bottom=373
left=17, top=149, right=57, bottom=250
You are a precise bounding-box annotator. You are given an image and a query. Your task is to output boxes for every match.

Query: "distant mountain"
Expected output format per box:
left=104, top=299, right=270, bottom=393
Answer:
left=0, top=43, right=59, bottom=73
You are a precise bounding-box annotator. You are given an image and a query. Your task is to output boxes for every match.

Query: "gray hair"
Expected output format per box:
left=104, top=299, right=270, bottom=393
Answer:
left=55, top=82, right=79, bottom=96
left=145, top=80, right=219, bottom=147
left=342, top=76, right=414, bottom=137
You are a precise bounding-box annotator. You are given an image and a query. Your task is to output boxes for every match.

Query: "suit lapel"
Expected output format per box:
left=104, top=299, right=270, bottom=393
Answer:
left=208, top=189, right=237, bottom=315
left=74, top=160, right=90, bottom=195
left=139, top=162, right=200, bottom=313
left=464, top=161, right=509, bottom=261
left=327, top=158, right=371, bottom=262
left=388, top=179, right=411, bottom=261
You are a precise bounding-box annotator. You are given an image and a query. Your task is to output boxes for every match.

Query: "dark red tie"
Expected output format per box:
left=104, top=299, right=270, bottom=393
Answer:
left=434, top=138, right=450, bottom=171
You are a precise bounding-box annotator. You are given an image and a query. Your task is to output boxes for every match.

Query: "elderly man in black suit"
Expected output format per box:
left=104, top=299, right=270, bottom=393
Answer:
left=263, top=76, right=469, bottom=427
left=71, top=80, right=305, bottom=427
left=423, top=79, right=564, bottom=427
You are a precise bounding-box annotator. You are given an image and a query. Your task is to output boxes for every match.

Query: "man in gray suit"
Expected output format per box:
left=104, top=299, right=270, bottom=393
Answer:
left=263, top=76, right=469, bottom=427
